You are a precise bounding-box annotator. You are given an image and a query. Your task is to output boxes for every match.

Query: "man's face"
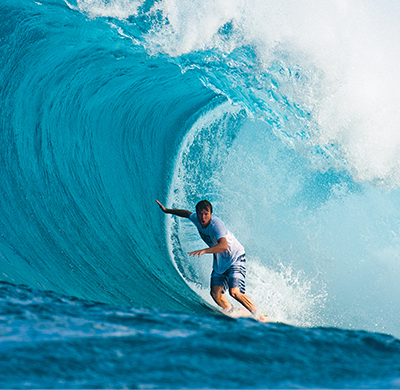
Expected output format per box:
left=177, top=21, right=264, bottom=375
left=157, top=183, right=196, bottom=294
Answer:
left=197, top=208, right=212, bottom=228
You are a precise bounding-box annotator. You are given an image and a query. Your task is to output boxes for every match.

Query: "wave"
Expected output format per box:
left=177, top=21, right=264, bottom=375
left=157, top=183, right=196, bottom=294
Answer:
left=1, top=0, right=400, bottom=337
left=0, top=0, right=215, bottom=313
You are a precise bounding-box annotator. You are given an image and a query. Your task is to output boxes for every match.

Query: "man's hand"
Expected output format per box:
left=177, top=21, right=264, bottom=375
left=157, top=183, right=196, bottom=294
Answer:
left=187, top=238, right=228, bottom=258
left=155, top=200, right=192, bottom=218
left=188, top=249, right=207, bottom=258
left=156, top=199, right=167, bottom=213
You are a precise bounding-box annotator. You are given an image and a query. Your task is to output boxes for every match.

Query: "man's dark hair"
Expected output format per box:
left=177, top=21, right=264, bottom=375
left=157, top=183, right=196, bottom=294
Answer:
left=196, top=200, right=213, bottom=214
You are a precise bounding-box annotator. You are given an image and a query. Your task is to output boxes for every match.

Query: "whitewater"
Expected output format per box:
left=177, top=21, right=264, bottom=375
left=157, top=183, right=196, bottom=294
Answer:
left=1, top=0, right=400, bottom=388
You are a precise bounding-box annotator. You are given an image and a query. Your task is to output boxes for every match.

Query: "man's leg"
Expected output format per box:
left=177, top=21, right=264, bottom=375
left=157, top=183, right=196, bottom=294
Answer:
left=210, top=285, right=231, bottom=310
left=229, top=288, right=267, bottom=322
left=210, top=271, right=231, bottom=310
left=229, top=287, right=256, bottom=312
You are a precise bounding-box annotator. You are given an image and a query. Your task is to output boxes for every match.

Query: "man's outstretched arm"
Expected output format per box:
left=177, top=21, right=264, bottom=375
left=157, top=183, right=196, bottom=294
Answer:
left=156, top=199, right=192, bottom=218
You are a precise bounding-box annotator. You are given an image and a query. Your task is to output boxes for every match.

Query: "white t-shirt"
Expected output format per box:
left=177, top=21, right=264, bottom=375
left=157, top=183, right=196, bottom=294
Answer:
left=189, top=213, right=245, bottom=274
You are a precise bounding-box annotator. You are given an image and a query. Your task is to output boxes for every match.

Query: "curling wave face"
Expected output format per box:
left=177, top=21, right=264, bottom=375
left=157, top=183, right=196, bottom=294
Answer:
left=0, top=0, right=215, bottom=312
left=1, top=0, right=400, bottom=337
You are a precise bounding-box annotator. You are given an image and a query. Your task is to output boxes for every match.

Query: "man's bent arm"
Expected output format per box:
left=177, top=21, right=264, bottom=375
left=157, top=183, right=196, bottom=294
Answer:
left=156, top=199, right=192, bottom=219
left=188, top=237, right=228, bottom=258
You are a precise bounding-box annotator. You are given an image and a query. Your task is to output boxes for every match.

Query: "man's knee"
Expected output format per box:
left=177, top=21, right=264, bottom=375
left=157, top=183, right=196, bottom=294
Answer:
left=229, top=288, right=241, bottom=299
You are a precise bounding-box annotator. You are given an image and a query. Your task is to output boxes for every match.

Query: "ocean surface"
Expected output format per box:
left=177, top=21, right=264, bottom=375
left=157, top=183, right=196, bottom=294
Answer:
left=1, top=0, right=400, bottom=388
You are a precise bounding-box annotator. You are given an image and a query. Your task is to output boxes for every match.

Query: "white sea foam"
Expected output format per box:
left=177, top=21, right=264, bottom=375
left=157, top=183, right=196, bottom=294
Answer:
left=141, top=0, right=400, bottom=187
left=76, top=0, right=142, bottom=19
left=77, top=0, right=400, bottom=186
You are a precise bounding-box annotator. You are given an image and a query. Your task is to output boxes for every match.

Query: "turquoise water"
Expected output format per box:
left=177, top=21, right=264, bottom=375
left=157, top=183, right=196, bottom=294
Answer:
left=1, top=0, right=400, bottom=387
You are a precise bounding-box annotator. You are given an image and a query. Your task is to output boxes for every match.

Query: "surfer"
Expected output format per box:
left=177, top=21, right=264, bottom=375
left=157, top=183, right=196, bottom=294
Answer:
left=156, top=199, right=267, bottom=322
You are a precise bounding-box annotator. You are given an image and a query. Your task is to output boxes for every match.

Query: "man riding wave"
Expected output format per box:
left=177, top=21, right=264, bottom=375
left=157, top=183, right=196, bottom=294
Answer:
left=156, top=199, right=267, bottom=322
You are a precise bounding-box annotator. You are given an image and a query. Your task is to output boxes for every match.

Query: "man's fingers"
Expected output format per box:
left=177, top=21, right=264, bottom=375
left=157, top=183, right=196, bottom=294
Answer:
left=155, top=199, right=166, bottom=211
left=188, top=250, right=203, bottom=257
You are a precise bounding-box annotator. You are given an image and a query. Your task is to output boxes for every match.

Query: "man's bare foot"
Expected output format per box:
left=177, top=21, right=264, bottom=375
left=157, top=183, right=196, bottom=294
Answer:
left=222, top=306, right=248, bottom=318
left=251, top=309, right=265, bottom=322
left=257, top=314, right=269, bottom=323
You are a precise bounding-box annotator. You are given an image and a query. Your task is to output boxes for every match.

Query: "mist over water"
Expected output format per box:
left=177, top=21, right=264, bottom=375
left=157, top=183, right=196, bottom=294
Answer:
left=134, top=0, right=400, bottom=184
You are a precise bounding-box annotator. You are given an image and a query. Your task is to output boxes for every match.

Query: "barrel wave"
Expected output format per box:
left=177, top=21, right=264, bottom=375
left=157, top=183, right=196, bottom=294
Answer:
left=0, top=0, right=215, bottom=312
left=1, top=0, right=400, bottom=339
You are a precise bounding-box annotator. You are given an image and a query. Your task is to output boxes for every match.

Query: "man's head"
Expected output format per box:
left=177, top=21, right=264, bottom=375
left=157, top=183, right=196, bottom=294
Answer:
left=196, top=200, right=213, bottom=228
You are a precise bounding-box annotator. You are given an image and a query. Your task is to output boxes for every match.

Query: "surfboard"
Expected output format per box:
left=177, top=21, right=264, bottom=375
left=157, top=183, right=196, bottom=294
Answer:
left=262, top=315, right=280, bottom=323
left=222, top=307, right=281, bottom=323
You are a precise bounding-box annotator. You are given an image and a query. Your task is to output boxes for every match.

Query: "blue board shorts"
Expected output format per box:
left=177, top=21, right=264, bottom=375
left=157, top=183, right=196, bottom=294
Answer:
left=211, top=254, right=246, bottom=294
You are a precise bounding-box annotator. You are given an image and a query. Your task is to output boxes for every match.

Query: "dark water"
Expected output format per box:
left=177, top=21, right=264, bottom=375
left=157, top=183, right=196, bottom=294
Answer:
left=1, top=282, right=400, bottom=389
